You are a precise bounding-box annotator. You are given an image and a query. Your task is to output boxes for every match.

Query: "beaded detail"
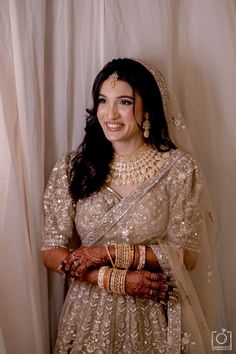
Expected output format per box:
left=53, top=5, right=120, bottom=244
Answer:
left=106, top=143, right=170, bottom=185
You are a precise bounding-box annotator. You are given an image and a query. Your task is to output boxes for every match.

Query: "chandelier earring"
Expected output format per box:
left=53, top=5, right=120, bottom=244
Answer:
left=142, top=112, right=151, bottom=138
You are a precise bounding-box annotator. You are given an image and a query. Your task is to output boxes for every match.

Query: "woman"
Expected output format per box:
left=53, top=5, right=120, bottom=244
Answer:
left=42, top=58, right=212, bottom=353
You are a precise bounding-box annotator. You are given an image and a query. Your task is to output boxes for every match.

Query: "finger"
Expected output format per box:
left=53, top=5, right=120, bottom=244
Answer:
left=168, top=289, right=179, bottom=297
left=158, top=291, right=167, bottom=299
left=64, top=254, right=78, bottom=270
left=169, top=296, right=178, bottom=302
left=141, top=292, right=158, bottom=301
left=72, top=264, right=86, bottom=278
left=159, top=300, right=167, bottom=307
left=148, top=272, right=167, bottom=282
left=71, top=260, right=81, bottom=272
left=151, top=282, right=169, bottom=291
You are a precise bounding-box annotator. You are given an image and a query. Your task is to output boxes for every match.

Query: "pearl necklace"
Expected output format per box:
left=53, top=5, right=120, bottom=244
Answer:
left=106, top=144, right=170, bottom=185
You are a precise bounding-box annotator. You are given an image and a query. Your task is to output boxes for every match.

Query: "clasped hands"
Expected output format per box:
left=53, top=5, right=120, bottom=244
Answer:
left=60, top=246, right=178, bottom=305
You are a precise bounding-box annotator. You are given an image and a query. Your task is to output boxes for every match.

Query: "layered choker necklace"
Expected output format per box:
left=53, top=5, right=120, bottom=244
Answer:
left=105, top=143, right=170, bottom=186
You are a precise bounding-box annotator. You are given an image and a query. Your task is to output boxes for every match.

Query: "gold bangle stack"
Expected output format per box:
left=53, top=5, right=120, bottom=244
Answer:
left=104, top=244, right=146, bottom=271
left=109, top=268, right=127, bottom=294
left=114, top=244, right=134, bottom=269
left=98, top=267, right=127, bottom=294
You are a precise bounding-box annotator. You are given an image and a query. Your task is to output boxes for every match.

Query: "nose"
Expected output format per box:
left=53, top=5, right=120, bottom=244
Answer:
left=107, top=103, right=120, bottom=120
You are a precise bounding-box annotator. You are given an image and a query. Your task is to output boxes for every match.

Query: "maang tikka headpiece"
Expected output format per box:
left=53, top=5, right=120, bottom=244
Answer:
left=108, top=72, right=119, bottom=88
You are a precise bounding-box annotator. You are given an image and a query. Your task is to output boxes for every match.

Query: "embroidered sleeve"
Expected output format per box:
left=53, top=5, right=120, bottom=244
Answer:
left=166, top=153, right=203, bottom=252
left=41, top=152, right=76, bottom=250
left=150, top=153, right=203, bottom=273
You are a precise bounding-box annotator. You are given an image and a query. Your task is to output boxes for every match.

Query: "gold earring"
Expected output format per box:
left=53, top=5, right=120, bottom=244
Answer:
left=142, top=113, right=151, bottom=138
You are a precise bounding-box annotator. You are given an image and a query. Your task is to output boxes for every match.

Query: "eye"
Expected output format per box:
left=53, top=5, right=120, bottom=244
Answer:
left=119, top=99, right=133, bottom=105
left=98, top=97, right=106, bottom=104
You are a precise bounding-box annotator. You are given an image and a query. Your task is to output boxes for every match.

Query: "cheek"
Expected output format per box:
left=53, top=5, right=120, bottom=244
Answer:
left=134, top=105, right=144, bottom=125
left=96, top=106, right=104, bottom=123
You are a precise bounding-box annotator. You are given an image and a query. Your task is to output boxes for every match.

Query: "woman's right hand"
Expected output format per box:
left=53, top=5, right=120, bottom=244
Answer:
left=125, top=270, right=178, bottom=304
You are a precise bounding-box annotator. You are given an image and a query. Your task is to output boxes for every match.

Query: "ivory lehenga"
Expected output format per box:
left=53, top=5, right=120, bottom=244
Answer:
left=42, top=147, right=213, bottom=353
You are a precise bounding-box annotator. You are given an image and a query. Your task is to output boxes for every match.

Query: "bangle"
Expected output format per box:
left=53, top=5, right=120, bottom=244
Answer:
left=106, top=245, right=115, bottom=268
left=132, top=245, right=139, bottom=269
left=137, top=246, right=146, bottom=270
left=97, top=266, right=109, bottom=288
left=109, top=268, right=127, bottom=294
left=103, top=267, right=113, bottom=292
left=114, top=244, right=134, bottom=269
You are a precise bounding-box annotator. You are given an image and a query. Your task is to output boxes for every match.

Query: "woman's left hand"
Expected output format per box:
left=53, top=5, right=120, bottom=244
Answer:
left=60, top=246, right=108, bottom=278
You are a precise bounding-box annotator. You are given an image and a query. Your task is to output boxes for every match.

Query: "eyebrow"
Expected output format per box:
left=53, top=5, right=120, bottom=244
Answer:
left=98, top=93, right=134, bottom=100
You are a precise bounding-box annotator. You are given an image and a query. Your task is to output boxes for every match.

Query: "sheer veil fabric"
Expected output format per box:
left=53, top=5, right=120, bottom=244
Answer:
left=0, top=0, right=235, bottom=353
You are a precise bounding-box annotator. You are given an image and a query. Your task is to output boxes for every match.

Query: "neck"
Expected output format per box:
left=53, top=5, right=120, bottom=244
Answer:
left=112, top=139, right=146, bottom=156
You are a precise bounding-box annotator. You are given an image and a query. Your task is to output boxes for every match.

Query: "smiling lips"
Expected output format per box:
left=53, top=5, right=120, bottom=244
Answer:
left=105, top=122, right=124, bottom=131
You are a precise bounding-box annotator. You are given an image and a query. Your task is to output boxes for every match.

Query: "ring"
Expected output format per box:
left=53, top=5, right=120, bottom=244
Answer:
left=73, top=260, right=79, bottom=267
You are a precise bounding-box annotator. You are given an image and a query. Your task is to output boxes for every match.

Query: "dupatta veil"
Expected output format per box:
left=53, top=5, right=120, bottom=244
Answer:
left=137, top=59, right=217, bottom=352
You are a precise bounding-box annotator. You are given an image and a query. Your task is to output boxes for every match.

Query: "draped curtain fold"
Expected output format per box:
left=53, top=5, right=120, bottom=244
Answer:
left=0, top=0, right=235, bottom=353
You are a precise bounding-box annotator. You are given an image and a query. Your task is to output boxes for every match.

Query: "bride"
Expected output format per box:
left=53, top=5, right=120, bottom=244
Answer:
left=42, top=58, right=213, bottom=353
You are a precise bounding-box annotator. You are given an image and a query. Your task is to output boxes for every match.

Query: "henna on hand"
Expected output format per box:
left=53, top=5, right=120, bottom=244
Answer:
left=125, top=270, right=178, bottom=304
left=60, top=246, right=109, bottom=278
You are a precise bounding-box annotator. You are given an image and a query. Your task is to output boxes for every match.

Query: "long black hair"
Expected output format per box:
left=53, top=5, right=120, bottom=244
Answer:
left=69, top=58, right=176, bottom=200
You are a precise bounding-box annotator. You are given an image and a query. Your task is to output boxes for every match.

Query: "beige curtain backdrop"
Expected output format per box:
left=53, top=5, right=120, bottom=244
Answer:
left=0, top=0, right=235, bottom=353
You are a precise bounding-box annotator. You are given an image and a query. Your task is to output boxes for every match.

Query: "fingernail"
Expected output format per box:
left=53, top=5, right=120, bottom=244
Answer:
left=169, top=296, right=178, bottom=302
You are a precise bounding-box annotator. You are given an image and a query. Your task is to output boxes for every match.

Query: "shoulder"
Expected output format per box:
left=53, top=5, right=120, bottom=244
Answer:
left=166, top=149, right=202, bottom=186
left=46, top=150, right=77, bottom=189
left=168, top=149, right=200, bottom=173
left=53, top=150, right=77, bottom=171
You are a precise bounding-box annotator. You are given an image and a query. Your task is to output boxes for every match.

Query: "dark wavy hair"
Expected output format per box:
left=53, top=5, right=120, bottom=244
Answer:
left=69, top=58, right=176, bottom=200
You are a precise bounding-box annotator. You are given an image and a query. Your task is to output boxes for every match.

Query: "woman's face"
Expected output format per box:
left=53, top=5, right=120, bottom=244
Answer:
left=97, top=79, right=146, bottom=151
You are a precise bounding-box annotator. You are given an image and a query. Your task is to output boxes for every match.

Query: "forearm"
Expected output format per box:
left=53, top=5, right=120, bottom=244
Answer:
left=80, top=269, right=99, bottom=284
left=108, top=245, right=161, bottom=271
left=42, top=248, right=70, bottom=274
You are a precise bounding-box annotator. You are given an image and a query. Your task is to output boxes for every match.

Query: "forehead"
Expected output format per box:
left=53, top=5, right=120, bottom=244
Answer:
left=99, top=79, right=133, bottom=96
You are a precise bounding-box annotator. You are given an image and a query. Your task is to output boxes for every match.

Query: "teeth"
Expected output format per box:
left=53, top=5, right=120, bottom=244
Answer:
left=106, top=123, right=122, bottom=128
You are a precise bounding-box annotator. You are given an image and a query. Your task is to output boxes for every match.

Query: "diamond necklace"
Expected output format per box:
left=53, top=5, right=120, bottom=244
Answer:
left=105, top=143, right=170, bottom=185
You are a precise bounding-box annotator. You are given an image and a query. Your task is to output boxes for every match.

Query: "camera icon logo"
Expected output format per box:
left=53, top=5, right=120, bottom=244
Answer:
left=211, top=328, right=232, bottom=351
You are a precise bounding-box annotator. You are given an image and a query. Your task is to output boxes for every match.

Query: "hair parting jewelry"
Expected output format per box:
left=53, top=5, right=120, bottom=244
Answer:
left=107, top=71, right=119, bottom=88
